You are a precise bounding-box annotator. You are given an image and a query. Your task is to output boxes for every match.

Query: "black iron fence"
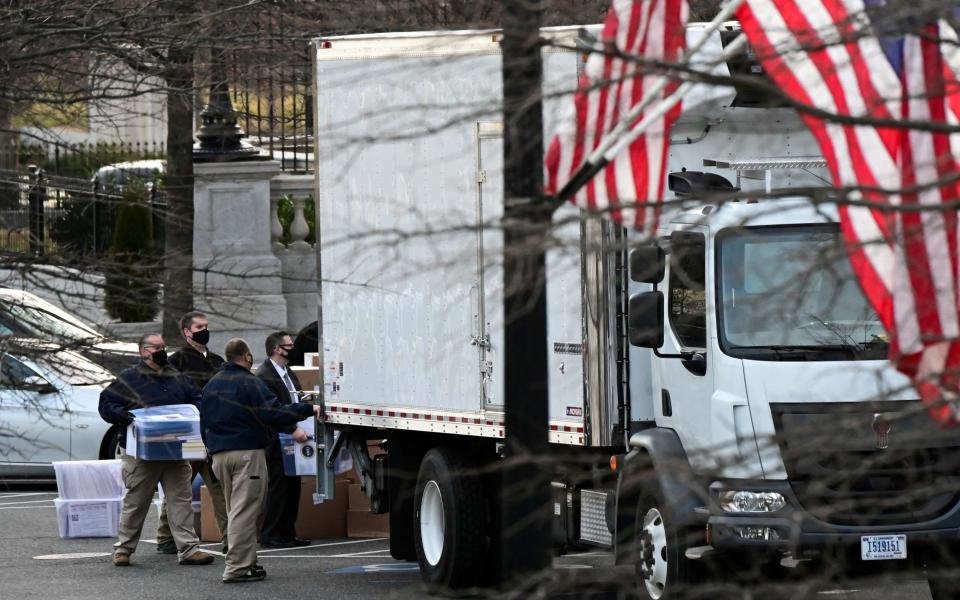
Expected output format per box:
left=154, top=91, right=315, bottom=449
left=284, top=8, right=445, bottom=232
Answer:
left=228, top=44, right=313, bottom=173
left=0, top=167, right=167, bottom=259
left=12, top=141, right=166, bottom=180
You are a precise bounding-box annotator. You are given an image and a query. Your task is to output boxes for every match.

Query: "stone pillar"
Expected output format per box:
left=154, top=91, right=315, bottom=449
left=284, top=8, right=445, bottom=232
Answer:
left=269, top=173, right=317, bottom=335
left=193, top=160, right=286, bottom=360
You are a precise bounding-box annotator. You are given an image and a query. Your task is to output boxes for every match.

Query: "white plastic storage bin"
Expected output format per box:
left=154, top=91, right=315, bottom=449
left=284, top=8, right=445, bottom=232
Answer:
left=53, top=460, right=125, bottom=500
left=126, top=404, right=205, bottom=460
left=55, top=498, right=123, bottom=538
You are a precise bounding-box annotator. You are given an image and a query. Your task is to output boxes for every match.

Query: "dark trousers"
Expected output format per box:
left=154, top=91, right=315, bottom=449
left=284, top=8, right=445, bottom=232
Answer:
left=261, top=444, right=302, bottom=543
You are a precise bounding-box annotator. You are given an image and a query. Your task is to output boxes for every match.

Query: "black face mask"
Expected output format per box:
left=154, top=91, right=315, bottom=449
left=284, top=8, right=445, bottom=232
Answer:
left=151, top=350, right=168, bottom=367
left=191, top=329, right=210, bottom=345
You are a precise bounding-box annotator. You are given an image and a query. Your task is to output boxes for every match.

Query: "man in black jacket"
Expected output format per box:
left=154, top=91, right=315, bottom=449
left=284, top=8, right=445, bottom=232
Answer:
left=155, top=311, right=229, bottom=555
left=201, top=338, right=319, bottom=584
left=98, top=333, right=215, bottom=568
left=287, top=320, right=317, bottom=369
left=256, top=331, right=309, bottom=548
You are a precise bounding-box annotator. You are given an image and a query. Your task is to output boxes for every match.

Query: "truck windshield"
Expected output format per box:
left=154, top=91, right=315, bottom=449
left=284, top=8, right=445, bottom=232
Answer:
left=716, top=224, right=888, bottom=360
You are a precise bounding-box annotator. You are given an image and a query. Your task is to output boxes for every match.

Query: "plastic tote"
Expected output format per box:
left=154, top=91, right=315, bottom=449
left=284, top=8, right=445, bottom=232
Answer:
left=53, top=460, right=124, bottom=500
left=125, top=404, right=206, bottom=461
left=55, top=498, right=123, bottom=538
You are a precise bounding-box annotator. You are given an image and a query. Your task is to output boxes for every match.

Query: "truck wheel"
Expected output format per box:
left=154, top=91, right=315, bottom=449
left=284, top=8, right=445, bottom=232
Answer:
left=929, top=576, right=960, bottom=600
left=414, top=447, right=486, bottom=590
left=634, top=487, right=703, bottom=599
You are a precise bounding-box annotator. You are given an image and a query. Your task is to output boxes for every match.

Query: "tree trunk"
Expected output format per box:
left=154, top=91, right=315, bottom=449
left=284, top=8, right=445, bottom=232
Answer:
left=162, top=46, right=195, bottom=340
left=500, top=0, right=551, bottom=589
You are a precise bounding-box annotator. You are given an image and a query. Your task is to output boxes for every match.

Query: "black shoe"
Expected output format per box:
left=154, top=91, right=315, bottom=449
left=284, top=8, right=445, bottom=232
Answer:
left=291, top=538, right=311, bottom=547
left=156, top=540, right=178, bottom=555
left=259, top=539, right=294, bottom=549
left=223, top=568, right=266, bottom=583
left=221, top=544, right=229, bottom=554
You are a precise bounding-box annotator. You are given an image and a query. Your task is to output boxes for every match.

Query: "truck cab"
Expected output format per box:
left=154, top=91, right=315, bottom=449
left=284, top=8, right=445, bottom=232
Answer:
left=621, top=180, right=960, bottom=598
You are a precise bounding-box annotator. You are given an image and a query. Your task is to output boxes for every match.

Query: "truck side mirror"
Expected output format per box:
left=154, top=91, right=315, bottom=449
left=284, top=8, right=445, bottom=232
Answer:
left=629, top=246, right=665, bottom=283
left=628, top=291, right=663, bottom=347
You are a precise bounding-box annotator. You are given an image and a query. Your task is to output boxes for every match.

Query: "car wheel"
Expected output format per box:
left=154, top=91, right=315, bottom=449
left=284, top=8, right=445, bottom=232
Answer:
left=100, top=428, right=120, bottom=460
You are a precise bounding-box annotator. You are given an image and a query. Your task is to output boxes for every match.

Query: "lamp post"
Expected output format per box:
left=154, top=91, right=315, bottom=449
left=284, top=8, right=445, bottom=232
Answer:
left=193, top=49, right=265, bottom=162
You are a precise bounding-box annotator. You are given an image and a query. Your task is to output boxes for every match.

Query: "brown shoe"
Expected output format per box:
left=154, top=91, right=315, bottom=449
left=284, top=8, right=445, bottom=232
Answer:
left=179, top=551, right=214, bottom=566
left=113, top=552, right=130, bottom=567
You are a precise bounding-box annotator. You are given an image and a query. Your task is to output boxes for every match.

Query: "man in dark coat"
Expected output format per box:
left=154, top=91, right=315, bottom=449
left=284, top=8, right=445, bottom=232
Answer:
left=155, top=311, right=229, bottom=554
left=256, top=331, right=309, bottom=548
left=201, top=338, right=319, bottom=584
left=98, top=333, right=215, bottom=568
left=287, top=320, right=318, bottom=369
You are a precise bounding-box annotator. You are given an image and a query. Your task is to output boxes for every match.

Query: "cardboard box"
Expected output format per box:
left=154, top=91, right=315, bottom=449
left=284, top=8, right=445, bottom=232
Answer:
left=290, top=366, right=320, bottom=393
left=347, top=509, right=390, bottom=538
left=199, top=485, right=221, bottom=542
left=295, top=478, right=348, bottom=539
left=348, top=483, right=369, bottom=510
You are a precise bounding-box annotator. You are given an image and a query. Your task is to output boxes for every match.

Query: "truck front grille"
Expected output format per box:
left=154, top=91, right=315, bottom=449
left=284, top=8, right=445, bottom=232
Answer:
left=770, top=402, right=960, bottom=526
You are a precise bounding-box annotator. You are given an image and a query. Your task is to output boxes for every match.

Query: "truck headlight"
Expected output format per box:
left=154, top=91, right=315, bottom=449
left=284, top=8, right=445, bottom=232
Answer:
left=719, top=490, right=786, bottom=513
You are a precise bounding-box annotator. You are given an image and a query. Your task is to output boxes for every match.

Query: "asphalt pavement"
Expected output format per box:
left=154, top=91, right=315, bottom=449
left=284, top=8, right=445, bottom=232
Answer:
left=0, top=485, right=938, bottom=600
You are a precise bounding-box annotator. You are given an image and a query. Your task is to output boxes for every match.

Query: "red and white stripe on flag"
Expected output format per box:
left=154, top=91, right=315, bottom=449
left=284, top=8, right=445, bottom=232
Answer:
left=737, top=0, right=960, bottom=424
left=544, top=0, right=688, bottom=235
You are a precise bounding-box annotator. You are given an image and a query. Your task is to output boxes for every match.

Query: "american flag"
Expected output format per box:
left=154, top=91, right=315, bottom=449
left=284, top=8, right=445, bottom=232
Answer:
left=737, top=1, right=960, bottom=424
left=544, top=0, right=688, bottom=234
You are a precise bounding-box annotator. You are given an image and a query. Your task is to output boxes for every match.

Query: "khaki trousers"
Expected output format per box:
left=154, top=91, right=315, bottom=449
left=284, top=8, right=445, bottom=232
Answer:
left=157, top=460, right=228, bottom=547
left=115, top=452, right=201, bottom=560
left=212, top=449, right=267, bottom=580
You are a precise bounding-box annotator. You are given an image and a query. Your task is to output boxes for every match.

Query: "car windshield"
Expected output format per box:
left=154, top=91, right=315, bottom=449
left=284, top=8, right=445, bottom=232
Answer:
left=716, top=224, right=888, bottom=360
left=0, top=295, right=105, bottom=344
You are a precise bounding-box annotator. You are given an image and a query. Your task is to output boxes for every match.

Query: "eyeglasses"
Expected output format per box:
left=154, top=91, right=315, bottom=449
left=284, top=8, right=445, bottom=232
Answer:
left=279, top=344, right=295, bottom=350
left=142, top=344, right=166, bottom=351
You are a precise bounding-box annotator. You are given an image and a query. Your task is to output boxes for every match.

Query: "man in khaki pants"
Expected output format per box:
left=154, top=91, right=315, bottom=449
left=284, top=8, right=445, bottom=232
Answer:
left=201, top=338, right=319, bottom=583
left=98, top=333, right=215, bottom=567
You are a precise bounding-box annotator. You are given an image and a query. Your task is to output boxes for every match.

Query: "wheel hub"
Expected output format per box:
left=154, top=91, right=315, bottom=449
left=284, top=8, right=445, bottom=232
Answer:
left=419, top=480, right=445, bottom=567
left=637, top=507, right=669, bottom=600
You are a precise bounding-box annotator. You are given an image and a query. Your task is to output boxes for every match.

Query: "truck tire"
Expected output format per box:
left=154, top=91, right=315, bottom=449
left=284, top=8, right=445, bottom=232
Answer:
left=414, top=447, right=486, bottom=590
left=929, top=576, right=960, bottom=600
left=634, top=485, right=704, bottom=599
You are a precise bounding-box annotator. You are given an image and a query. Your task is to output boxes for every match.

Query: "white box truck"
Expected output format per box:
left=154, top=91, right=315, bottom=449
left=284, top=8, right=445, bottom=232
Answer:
left=310, top=24, right=960, bottom=598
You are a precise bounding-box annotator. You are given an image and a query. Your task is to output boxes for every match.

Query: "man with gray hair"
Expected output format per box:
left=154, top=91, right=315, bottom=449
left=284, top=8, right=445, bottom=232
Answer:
left=98, top=333, right=215, bottom=568
left=201, top=338, right=320, bottom=583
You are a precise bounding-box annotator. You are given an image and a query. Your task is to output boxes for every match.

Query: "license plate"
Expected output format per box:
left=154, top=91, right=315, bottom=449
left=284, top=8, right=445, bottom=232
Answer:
left=860, top=534, right=907, bottom=560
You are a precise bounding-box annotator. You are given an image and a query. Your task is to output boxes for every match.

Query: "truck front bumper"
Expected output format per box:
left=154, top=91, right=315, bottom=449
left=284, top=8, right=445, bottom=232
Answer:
left=706, top=480, right=960, bottom=556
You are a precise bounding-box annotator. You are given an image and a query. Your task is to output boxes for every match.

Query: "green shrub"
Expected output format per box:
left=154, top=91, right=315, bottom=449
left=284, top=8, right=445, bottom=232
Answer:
left=104, top=180, right=159, bottom=322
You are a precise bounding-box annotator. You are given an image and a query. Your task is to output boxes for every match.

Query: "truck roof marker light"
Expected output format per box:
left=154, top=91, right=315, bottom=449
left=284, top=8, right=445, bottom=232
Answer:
left=609, top=455, right=618, bottom=472
left=320, top=40, right=332, bottom=49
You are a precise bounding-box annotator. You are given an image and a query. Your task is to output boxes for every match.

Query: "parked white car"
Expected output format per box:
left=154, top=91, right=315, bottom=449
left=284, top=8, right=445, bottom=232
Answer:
left=0, top=342, right=114, bottom=480
left=0, top=288, right=139, bottom=373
